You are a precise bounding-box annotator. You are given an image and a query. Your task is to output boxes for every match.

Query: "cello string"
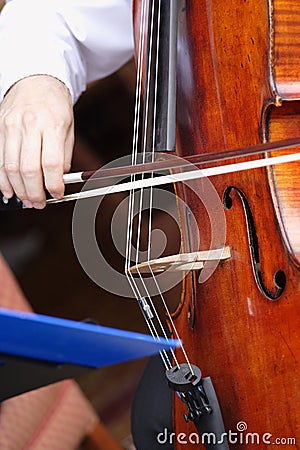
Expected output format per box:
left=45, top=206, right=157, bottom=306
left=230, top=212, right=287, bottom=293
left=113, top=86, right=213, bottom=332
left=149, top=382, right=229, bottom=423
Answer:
left=148, top=265, right=194, bottom=373
left=134, top=0, right=159, bottom=268
left=146, top=0, right=160, bottom=262
left=143, top=0, right=193, bottom=372
left=132, top=0, right=190, bottom=371
left=126, top=0, right=151, bottom=275
left=124, top=0, right=172, bottom=369
left=124, top=0, right=150, bottom=298
left=133, top=0, right=155, bottom=267
left=124, top=0, right=144, bottom=294
left=126, top=0, right=154, bottom=296
left=124, top=0, right=155, bottom=325
left=143, top=0, right=183, bottom=369
left=126, top=0, right=180, bottom=369
left=124, top=0, right=146, bottom=268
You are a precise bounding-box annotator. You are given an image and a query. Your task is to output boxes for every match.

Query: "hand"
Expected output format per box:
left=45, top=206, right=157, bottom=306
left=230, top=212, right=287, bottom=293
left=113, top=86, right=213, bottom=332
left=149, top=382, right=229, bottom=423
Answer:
left=0, top=75, right=74, bottom=209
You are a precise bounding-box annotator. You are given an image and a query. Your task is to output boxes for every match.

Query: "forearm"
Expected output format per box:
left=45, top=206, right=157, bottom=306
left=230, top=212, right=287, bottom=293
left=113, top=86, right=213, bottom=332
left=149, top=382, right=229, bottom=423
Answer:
left=0, top=0, right=134, bottom=104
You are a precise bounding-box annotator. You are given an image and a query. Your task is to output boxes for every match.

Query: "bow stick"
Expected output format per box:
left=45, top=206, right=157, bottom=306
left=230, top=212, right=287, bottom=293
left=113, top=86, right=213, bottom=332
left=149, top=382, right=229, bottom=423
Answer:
left=63, top=135, right=300, bottom=184
left=1, top=137, right=300, bottom=210
left=52, top=149, right=300, bottom=204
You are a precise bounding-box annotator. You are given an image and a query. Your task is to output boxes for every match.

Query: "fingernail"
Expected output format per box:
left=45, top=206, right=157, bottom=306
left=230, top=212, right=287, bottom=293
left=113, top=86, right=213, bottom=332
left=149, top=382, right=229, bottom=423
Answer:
left=22, top=200, right=34, bottom=209
left=2, top=191, right=12, bottom=199
left=33, top=202, right=45, bottom=210
left=51, top=192, right=63, bottom=200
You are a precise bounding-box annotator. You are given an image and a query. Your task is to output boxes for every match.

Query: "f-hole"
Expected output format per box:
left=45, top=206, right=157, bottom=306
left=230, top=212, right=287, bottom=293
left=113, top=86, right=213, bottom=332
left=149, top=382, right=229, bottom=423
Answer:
left=223, top=186, right=286, bottom=301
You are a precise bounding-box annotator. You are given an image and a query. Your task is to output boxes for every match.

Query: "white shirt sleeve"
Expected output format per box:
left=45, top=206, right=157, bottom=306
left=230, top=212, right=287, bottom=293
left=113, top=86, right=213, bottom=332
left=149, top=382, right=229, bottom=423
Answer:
left=0, top=0, right=134, bottom=103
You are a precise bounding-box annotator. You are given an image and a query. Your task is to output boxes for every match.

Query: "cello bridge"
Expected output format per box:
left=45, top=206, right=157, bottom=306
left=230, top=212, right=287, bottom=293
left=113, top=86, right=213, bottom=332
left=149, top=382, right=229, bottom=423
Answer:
left=128, top=246, right=231, bottom=274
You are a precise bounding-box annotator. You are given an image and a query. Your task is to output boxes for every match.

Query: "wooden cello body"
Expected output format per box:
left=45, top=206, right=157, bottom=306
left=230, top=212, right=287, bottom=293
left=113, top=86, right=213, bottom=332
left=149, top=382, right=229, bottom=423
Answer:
left=133, top=0, right=300, bottom=448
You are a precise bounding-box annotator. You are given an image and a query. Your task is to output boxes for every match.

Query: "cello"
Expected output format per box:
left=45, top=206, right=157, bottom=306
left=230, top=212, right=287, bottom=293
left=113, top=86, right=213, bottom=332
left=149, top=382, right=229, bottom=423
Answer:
left=0, top=0, right=298, bottom=448
left=131, top=0, right=300, bottom=448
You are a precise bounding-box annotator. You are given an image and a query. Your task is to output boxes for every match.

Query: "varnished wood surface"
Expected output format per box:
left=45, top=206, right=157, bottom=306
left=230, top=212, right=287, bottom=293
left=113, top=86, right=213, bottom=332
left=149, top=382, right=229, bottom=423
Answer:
left=171, top=0, right=300, bottom=448
left=268, top=0, right=300, bottom=263
left=273, top=0, right=300, bottom=99
left=268, top=104, right=300, bottom=262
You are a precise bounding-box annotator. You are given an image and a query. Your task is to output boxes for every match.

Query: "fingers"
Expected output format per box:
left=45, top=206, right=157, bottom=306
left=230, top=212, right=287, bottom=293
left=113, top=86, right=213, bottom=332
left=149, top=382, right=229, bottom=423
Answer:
left=0, top=75, right=74, bottom=209
left=42, top=110, right=74, bottom=203
left=0, top=115, right=34, bottom=207
left=4, top=122, right=30, bottom=204
left=19, top=111, right=45, bottom=208
left=0, top=130, right=14, bottom=199
left=63, top=122, right=74, bottom=175
left=42, top=128, right=67, bottom=202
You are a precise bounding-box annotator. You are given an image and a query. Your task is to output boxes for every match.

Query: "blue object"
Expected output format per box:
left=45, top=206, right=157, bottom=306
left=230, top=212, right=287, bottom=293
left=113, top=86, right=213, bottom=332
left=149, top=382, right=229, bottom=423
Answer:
left=0, top=307, right=179, bottom=368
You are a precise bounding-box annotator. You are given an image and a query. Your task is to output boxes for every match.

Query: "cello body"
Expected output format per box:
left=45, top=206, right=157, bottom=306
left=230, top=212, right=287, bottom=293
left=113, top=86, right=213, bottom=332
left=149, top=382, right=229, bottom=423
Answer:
left=133, top=0, right=300, bottom=448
